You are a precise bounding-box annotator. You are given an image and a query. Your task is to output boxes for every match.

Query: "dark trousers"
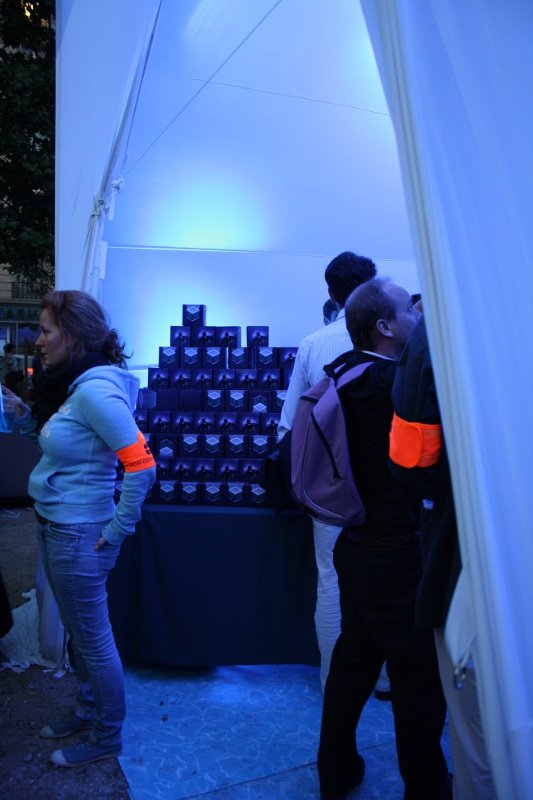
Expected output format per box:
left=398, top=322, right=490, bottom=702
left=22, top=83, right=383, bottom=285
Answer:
left=317, top=532, right=448, bottom=799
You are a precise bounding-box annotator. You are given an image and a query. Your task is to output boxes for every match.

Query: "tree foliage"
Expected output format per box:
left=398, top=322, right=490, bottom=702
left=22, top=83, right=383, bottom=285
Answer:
left=0, top=0, right=55, bottom=290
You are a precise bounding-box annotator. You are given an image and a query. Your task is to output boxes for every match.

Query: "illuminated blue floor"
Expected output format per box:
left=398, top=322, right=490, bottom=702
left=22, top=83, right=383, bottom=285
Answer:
left=120, top=663, right=451, bottom=800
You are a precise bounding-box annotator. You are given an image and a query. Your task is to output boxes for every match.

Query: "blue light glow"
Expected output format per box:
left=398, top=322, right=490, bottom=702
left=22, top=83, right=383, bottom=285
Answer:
left=147, top=165, right=270, bottom=250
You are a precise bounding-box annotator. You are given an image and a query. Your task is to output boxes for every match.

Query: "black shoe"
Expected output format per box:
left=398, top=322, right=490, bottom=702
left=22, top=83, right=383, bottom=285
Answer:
left=402, top=772, right=453, bottom=800
left=373, top=688, right=392, bottom=701
left=320, top=754, right=365, bottom=799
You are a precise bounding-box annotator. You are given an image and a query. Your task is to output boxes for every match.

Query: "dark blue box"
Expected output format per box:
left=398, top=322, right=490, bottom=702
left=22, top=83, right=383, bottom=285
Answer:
left=154, top=480, right=178, bottom=503
left=191, top=367, right=213, bottom=392
left=137, top=388, right=157, bottom=410
left=248, top=390, right=272, bottom=413
left=155, top=456, right=171, bottom=481
left=202, top=347, right=225, bottom=369
left=147, top=368, right=169, bottom=390
left=253, top=347, right=278, bottom=368
left=215, top=412, right=238, bottom=434
left=249, top=484, right=268, bottom=506
left=192, top=459, right=216, bottom=482
left=170, top=326, right=191, bottom=347
left=215, top=327, right=241, bottom=348
left=148, top=410, right=171, bottom=433
left=192, top=411, right=216, bottom=433
left=228, top=347, right=250, bottom=369
left=177, top=482, right=205, bottom=504
left=179, top=433, right=203, bottom=456
left=226, top=482, right=247, bottom=505
left=204, top=389, right=224, bottom=411
left=246, top=326, right=269, bottom=347
left=191, top=369, right=213, bottom=389
left=177, top=389, right=202, bottom=410
left=216, top=460, right=240, bottom=482
left=260, top=414, right=280, bottom=436
left=226, top=388, right=246, bottom=411
left=204, top=483, right=226, bottom=504
left=226, top=433, right=248, bottom=457
left=191, top=326, right=216, bottom=347
left=250, top=434, right=274, bottom=456
left=182, top=304, right=206, bottom=326
left=235, top=369, right=258, bottom=389
left=238, top=460, right=265, bottom=484
left=182, top=347, right=201, bottom=368
left=171, top=412, right=194, bottom=433
left=158, top=346, right=179, bottom=368
left=156, top=389, right=180, bottom=410
left=204, top=434, right=225, bottom=456
left=257, top=369, right=281, bottom=389
left=214, top=369, right=236, bottom=389
left=236, top=413, right=260, bottom=435
left=168, top=368, right=192, bottom=388
left=153, top=435, right=179, bottom=458
left=278, top=347, right=298, bottom=370
left=171, top=458, right=193, bottom=481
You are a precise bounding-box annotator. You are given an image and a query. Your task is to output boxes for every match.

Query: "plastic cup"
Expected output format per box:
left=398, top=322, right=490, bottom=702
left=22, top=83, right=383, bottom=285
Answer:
left=0, top=393, right=18, bottom=433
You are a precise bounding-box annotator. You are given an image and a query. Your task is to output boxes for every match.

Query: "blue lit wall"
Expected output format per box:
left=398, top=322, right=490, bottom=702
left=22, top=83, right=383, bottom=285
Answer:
left=102, top=0, right=417, bottom=370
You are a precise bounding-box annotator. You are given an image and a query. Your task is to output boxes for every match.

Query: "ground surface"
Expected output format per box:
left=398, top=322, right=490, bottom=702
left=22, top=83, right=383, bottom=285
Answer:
left=0, top=507, right=130, bottom=800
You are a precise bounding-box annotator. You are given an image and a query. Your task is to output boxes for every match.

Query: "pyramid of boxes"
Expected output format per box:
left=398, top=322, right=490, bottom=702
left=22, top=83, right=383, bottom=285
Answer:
left=124, top=304, right=296, bottom=508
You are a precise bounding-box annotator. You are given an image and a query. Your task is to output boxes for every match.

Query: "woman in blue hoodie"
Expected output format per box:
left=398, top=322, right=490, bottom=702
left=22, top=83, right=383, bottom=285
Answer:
left=6, top=290, right=156, bottom=768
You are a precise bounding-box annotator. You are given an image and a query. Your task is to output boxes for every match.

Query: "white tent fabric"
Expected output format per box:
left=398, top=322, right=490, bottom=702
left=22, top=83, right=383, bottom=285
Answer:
left=55, top=1, right=533, bottom=796
left=361, top=2, right=533, bottom=797
left=56, top=0, right=162, bottom=294
left=56, top=0, right=417, bottom=357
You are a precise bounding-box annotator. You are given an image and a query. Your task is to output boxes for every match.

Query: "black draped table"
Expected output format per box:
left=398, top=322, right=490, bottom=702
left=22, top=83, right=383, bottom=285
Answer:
left=107, top=505, right=320, bottom=666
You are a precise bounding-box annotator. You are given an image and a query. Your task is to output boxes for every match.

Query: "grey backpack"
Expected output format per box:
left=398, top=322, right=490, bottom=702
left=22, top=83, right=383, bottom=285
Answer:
left=289, top=361, right=372, bottom=527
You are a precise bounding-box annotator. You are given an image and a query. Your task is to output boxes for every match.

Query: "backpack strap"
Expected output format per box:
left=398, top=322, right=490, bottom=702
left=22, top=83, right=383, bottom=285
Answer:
left=334, top=361, right=373, bottom=390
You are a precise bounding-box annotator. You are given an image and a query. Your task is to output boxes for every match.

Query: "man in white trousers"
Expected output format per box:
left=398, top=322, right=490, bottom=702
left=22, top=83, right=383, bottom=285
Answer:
left=278, top=251, right=386, bottom=693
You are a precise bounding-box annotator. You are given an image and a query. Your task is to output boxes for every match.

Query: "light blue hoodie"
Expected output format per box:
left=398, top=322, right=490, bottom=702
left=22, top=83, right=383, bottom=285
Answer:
left=21, top=365, right=155, bottom=545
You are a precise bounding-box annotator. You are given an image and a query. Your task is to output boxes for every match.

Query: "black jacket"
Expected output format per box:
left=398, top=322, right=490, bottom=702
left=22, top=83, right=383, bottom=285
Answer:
left=331, top=349, right=420, bottom=539
left=390, top=317, right=461, bottom=629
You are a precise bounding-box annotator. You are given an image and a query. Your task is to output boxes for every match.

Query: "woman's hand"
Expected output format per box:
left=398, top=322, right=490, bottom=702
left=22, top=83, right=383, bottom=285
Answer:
left=1, top=387, right=30, bottom=418
left=94, top=536, right=107, bottom=551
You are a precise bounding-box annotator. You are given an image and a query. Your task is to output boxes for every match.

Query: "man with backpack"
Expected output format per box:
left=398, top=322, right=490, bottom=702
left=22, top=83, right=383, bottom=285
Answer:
left=278, top=251, right=377, bottom=692
left=317, top=278, right=450, bottom=800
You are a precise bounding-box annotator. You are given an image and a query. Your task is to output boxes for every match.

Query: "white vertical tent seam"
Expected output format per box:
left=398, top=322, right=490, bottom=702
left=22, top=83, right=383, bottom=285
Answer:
left=81, top=0, right=164, bottom=299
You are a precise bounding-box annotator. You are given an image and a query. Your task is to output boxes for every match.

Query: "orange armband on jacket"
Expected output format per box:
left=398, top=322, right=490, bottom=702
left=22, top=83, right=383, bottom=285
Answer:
left=389, top=412, right=442, bottom=468
left=116, top=431, right=156, bottom=473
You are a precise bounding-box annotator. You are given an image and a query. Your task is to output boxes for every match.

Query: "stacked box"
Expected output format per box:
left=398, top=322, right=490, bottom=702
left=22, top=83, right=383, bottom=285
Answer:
left=121, top=305, right=299, bottom=509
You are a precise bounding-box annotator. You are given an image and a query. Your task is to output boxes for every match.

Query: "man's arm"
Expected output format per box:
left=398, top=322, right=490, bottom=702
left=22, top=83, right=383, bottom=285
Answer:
left=277, top=344, right=310, bottom=439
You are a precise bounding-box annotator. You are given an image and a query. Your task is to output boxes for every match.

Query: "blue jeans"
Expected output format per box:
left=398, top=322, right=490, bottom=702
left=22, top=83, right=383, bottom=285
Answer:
left=37, top=519, right=124, bottom=748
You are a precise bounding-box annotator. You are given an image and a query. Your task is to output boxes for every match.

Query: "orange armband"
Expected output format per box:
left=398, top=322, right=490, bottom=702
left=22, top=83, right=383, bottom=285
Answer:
left=116, top=431, right=156, bottom=473
left=389, top=412, right=442, bottom=468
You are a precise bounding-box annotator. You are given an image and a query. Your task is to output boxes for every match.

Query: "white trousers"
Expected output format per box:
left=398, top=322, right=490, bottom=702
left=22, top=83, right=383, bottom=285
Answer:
left=312, top=518, right=342, bottom=692
left=434, top=628, right=497, bottom=800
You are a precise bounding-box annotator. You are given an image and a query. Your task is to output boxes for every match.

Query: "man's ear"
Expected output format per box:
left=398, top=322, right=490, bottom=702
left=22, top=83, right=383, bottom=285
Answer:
left=376, top=318, right=393, bottom=338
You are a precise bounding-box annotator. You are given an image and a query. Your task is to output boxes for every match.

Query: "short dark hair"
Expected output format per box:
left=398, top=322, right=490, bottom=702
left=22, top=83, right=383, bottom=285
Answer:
left=3, top=343, right=15, bottom=353
left=324, top=251, right=377, bottom=308
left=41, top=290, right=128, bottom=366
left=322, top=298, right=338, bottom=323
left=345, top=278, right=396, bottom=350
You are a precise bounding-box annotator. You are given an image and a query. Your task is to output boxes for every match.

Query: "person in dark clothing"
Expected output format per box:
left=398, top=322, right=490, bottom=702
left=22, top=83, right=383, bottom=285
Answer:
left=389, top=315, right=496, bottom=798
left=0, top=570, right=13, bottom=638
left=317, top=279, right=450, bottom=800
